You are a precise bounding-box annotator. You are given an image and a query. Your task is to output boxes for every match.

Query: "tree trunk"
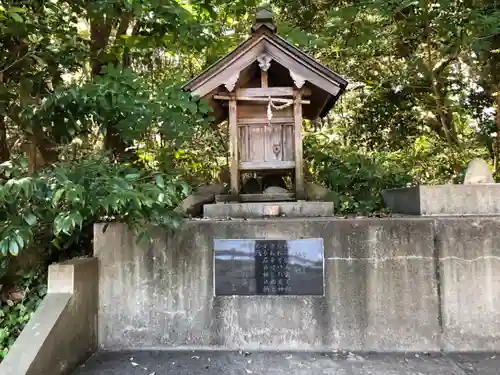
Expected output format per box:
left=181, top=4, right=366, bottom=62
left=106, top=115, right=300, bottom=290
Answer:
left=489, top=32, right=500, bottom=177
left=495, top=89, right=500, bottom=177
left=90, top=12, right=137, bottom=160
left=90, top=17, right=113, bottom=77
left=0, top=115, right=9, bottom=163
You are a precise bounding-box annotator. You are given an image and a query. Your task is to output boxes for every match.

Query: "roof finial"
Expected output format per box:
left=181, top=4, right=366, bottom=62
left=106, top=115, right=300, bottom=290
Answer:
left=251, top=6, right=276, bottom=34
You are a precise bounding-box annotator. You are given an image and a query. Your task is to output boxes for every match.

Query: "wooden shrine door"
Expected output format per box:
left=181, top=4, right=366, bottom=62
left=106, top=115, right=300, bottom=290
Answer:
left=237, top=103, right=295, bottom=171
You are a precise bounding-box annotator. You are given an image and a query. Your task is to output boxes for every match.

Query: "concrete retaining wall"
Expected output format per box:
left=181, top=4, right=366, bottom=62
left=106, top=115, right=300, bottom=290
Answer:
left=94, top=217, right=500, bottom=352
left=0, top=258, right=98, bottom=375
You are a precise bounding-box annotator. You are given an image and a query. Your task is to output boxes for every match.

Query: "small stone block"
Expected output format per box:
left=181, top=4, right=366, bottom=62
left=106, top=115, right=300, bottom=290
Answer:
left=383, top=184, right=500, bottom=216
left=263, top=205, right=280, bottom=216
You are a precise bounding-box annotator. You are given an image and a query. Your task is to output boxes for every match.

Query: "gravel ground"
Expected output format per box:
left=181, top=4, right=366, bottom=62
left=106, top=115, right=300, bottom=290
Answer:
left=71, top=350, right=500, bottom=375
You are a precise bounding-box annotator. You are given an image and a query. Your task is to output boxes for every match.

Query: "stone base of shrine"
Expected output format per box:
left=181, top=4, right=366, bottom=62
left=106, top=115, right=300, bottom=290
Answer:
left=203, top=201, right=334, bottom=219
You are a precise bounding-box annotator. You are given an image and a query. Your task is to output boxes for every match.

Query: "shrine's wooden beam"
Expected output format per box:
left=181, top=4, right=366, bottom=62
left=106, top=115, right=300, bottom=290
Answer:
left=234, top=87, right=312, bottom=97
left=237, top=116, right=293, bottom=125
left=214, top=94, right=310, bottom=105
left=294, top=90, right=305, bottom=200
left=228, top=98, right=239, bottom=194
left=261, top=70, right=268, bottom=88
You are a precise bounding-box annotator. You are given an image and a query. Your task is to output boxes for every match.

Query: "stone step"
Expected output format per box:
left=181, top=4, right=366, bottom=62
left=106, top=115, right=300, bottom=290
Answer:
left=71, top=350, right=493, bottom=375
left=203, top=201, right=334, bottom=218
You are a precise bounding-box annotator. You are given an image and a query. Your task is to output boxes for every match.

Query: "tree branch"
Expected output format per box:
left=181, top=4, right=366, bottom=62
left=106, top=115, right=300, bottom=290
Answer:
left=432, top=56, right=457, bottom=77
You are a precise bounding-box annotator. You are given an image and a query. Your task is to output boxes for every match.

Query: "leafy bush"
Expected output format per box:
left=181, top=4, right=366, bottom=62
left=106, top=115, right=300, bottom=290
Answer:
left=0, top=267, right=47, bottom=361
left=305, top=135, right=413, bottom=214
left=304, top=127, right=491, bottom=214
left=27, top=65, right=212, bottom=149
left=0, top=152, right=189, bottom=360
left=0, top=153, right=189, bottom=257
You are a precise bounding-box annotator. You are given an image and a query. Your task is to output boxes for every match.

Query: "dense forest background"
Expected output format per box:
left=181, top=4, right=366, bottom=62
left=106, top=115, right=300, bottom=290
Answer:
left=0, top=0, right=499, bottom=359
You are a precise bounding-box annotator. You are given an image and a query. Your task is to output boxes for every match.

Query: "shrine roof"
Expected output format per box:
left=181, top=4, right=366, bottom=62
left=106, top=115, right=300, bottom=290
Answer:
left=182, top=8, right=348, bottom=119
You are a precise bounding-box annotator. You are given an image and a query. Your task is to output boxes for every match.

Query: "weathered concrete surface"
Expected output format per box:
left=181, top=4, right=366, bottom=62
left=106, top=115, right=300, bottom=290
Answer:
left=450, top=352, right=500, bottom=374
left=71, top=350, right=495, bottom=375
left=0, top=258, right=98, bottom=375
left=437, top=217, right=500, bottom=351
left=203, top=201, right=334, bottom=218
left=95, top=219, right=440, bottom=352
left=383, top=185, right=500, bottom=215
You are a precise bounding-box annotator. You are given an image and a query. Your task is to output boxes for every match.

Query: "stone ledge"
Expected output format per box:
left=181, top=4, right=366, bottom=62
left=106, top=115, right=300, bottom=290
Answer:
left=383, top=184, right=500, bottom=216
left=203, top=201, right=334, bottom=218
left=0, top=257, right=98, bottom=375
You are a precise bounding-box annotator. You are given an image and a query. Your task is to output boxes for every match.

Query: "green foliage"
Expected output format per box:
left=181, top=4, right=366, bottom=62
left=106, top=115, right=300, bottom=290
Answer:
left=0, top=267, right=47, bottom=360
left=0, top=154, right=188, bottom=257
left=305, top=126, right=490, bottom=215
left=305, top=132, right=414, bottom=214
left=27, top=66, right=212, bottom=147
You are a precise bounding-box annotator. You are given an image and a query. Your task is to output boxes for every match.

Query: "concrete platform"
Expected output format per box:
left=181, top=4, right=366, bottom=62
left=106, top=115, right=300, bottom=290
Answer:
left=203, top=201, right=334, bottom=218
left=383, top=184, right=500, bottom=215
left=71, top=351, right=500, bottom=375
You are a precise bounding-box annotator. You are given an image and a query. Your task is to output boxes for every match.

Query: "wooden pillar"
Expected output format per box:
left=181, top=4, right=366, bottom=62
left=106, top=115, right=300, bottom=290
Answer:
left=229, top=98, right=239, bottom=194
left=261, top=70, right=268, bottom=88
left=294, top=91, right=304, bottom=200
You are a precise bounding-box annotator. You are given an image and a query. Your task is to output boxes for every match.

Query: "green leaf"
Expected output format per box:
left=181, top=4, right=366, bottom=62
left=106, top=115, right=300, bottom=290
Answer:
left=9, top=12, right=23, bottom=22
left=155, top=174, right=165, bottom=188
left=52, top=188, right=65, bottom=207
left=70, top=211, right=83, bottom=229
left=8, top=238, right=20, bottom=256
left=8, top=7, right=26, bottom=13
left=23, top=213, right=37, bottom=226
left=17, top=177, right=33, bottom=199
left=185, top=101, right=198, bottom=115
left=181, top=183, right=189, bottom=197
left=125, top=173, right=140, bottom=181
left=14, top=233, right=25, bottom=251
left=0, top=240, right=8, bottom=256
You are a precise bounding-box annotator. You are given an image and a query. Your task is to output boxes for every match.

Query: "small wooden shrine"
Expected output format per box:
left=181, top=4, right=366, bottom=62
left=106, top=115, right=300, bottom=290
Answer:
left=183, top=8, right=347, bottom=200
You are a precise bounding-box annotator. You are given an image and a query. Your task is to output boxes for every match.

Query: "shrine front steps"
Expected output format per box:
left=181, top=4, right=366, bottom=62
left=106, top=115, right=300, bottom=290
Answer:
left=203, top=201, right=334, bottom=219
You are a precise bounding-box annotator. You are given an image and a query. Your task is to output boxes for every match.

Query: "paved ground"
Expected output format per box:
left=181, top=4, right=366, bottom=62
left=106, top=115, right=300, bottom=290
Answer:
left=72, top=350, right=500, bottom=375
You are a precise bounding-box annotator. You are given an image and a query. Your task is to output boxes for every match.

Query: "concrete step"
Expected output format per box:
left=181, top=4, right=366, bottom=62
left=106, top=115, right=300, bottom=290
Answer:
left=203, top=201, right=334, bottom=219
left=71, top=351, right=497, bottom=375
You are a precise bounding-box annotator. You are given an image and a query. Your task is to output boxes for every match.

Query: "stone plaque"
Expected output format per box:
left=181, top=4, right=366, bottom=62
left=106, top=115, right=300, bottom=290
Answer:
left=214, top=238, right=324, bottom=296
